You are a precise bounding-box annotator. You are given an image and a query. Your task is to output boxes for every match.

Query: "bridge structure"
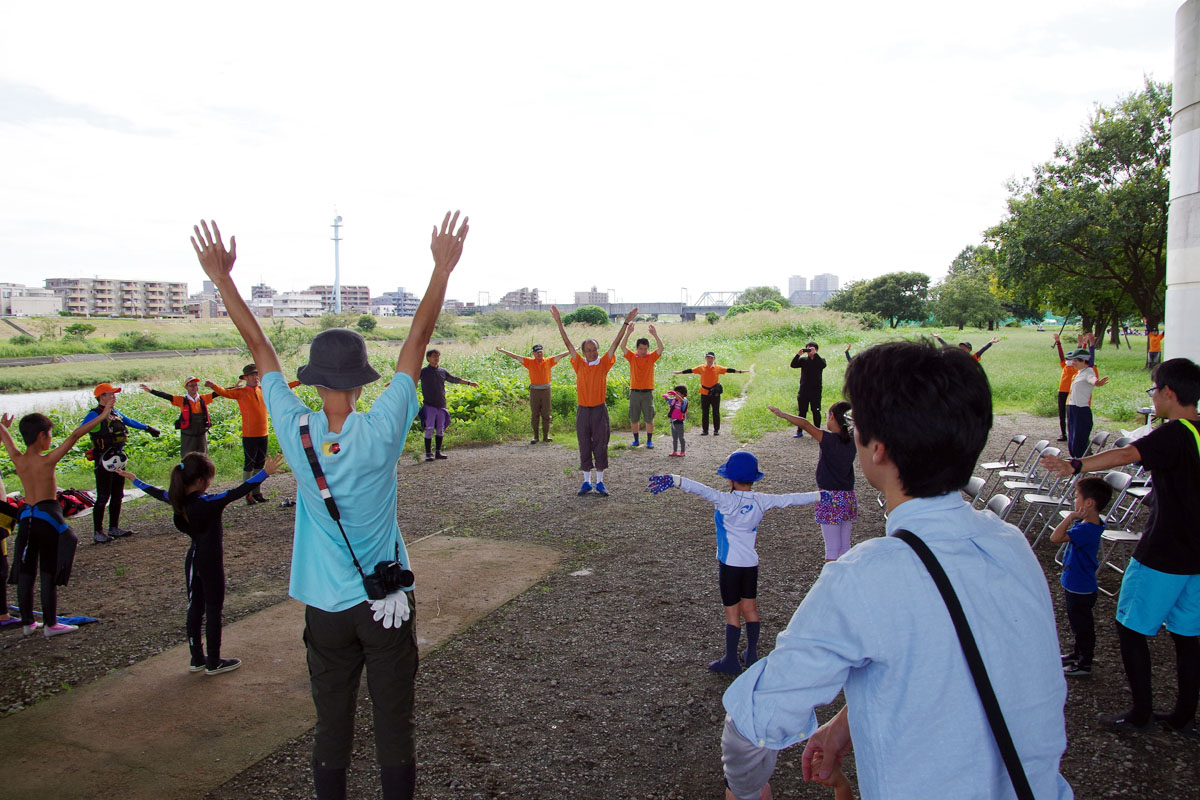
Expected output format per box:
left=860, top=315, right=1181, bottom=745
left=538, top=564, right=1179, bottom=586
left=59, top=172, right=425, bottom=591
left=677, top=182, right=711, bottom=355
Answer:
left=472, top=292, right=743, bottom=322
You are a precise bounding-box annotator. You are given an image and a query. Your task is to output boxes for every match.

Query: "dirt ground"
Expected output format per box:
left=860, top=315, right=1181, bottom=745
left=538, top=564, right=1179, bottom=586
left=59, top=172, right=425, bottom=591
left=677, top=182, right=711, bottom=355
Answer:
left=3, top=412, right=1198, bottom=799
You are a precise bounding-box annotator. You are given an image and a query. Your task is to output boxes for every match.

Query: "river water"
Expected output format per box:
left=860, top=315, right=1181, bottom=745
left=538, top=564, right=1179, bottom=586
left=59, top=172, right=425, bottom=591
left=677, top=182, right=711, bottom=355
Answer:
left=0, top=384, right=140, bottom=417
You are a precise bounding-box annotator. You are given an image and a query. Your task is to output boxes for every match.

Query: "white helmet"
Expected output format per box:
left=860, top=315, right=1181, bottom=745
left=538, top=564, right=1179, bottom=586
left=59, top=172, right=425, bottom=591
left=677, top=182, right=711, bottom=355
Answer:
left=101, top=447, right=127, bottom=473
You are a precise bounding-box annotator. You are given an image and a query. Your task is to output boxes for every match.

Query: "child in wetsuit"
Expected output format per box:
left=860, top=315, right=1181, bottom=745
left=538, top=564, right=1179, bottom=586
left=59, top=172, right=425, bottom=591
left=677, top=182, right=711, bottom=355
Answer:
left=119, top=452, right=283, bottom=675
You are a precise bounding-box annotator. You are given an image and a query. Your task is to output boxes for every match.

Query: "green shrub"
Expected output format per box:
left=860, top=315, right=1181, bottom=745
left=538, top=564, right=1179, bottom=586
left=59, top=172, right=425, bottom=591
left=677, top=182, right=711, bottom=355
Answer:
left=705, top=312, right=720, bottom=325
left=857, top=313, right=885, bottom=330
left=356, top=314, right=377, bottom=332
left=106, top=331, right=160, bottom=352
left=9, top=334, right=36, bottom=346
left=563, top=305, right=609, bottom=326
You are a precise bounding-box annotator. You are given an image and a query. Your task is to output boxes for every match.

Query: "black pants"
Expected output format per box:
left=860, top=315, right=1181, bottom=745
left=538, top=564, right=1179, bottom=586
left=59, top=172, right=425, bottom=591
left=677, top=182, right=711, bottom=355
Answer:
left=304, top=598, right=419, bottom=771
left=797, top=394, right=821, bottom=427
left=1118, top=621, right=1200, bottom=726
left=701, top=393, right=721, bottom=433
left=93, top=466, right=125, bottom=532
left=14, top=502, right=62, bottom=626
left=186, top=546, right=226, bottom=669
left=242, top=436, right=268, bottom=472
left=1057, top=391, right=1069, bottom=437
left=1064, top=590, right=1096, bottom=667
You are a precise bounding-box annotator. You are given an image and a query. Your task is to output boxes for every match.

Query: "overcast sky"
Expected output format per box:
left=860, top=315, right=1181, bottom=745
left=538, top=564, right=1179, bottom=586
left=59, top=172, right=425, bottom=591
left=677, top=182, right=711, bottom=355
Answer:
left=0, top=1, right=1180, bottom=306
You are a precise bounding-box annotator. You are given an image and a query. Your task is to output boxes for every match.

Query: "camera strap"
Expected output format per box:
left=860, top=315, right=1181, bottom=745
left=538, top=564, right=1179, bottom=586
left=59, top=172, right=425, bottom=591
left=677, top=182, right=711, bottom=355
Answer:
left=298, top=413, right=399, bottom=580
left=893, top=529, right=1034, bottom=800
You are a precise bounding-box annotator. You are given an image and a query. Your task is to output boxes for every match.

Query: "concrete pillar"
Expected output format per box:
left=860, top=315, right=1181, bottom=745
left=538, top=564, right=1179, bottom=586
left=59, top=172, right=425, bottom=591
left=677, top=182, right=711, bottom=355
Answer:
left=1166, top=0, right=1200, bottom=361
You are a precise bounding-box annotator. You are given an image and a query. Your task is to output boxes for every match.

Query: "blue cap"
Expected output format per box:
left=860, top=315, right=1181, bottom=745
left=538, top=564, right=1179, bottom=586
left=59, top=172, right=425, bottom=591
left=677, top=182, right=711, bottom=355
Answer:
left=716, top=451, right=765, bottom=483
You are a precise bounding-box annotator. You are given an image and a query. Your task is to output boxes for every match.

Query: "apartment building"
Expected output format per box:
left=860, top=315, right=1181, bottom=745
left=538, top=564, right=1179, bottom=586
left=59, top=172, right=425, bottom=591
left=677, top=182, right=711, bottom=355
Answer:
left=307, top=284, right=371, bottom=313
left=45, top=278, right=189, bottom=317
left=0, top=283, right=64, bottom=316
left=499, top=287, right=540, bottom=310
left=574, top=286, right=609, bottom=305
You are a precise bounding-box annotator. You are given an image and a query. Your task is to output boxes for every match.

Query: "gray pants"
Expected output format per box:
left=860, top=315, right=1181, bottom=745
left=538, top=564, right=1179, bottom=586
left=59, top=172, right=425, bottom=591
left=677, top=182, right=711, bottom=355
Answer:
left=671, top=420, right=686, bottom=453
left=576, top=404, right=610, bottom=471
left=181, top=432, right=208, bottom=459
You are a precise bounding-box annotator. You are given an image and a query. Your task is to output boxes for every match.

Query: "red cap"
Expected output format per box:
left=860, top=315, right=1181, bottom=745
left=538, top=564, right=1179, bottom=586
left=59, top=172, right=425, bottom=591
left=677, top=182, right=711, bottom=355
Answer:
left=93, top=383, right=122, bottom=397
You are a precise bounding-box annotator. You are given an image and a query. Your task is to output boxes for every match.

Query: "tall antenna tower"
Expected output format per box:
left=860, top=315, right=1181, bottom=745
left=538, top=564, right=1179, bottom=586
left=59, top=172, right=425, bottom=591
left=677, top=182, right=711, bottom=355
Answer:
left=331, top=215, right=343, bottom=313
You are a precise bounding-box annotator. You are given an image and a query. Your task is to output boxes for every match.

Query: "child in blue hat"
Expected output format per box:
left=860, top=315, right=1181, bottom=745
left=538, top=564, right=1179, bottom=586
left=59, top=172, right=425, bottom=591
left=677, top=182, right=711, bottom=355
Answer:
left=650, top=451, right=822, bottom=674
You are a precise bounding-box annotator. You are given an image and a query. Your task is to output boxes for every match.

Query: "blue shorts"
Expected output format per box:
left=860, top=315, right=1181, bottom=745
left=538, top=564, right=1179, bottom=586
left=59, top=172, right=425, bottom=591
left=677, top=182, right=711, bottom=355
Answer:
left=1115, top=558, right=1200, bottom=636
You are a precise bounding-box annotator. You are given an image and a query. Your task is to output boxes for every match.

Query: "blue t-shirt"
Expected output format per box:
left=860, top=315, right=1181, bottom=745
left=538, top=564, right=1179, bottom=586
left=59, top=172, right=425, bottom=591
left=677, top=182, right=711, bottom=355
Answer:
left=1061, top=520, right=1103, bottom=594
left=262, top=370, right=420, bottom=612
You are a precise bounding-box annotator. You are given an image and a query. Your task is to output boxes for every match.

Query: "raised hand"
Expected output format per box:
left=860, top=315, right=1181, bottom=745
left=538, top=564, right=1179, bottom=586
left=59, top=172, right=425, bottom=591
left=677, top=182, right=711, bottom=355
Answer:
left=1095, top=376, right=1109, bottom=386
left=191, top=220, right=237, bottom=282
left=430, top=210, right=469, bottom=273
left=204, top=380, right=218, bottom=390
left=0, top=413, right=11, bottom=428
left=139, top=383, right=151, bottom=392
left=647, top=324, right=657, bottom=337
left=550, top=305, right=562, bottom=323
left=264, top=454, right=287, bottom=475
left=624, top=307, right=639, bottom=323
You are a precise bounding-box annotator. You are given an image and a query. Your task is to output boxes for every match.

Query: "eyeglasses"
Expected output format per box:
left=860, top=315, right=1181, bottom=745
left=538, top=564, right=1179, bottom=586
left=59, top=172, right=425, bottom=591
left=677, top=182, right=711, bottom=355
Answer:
left=1145, top=386, right=1157, bottom=398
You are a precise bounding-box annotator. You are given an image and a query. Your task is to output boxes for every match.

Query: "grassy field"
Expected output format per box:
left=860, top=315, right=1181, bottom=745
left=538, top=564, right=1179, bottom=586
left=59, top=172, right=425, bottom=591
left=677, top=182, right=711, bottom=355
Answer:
left=0, top=311, right=1156, bottom=494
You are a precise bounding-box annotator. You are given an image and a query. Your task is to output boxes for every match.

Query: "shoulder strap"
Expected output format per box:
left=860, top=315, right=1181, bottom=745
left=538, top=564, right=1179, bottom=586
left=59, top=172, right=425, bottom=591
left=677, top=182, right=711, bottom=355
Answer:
left=893, top=529, right=1035, bottom=800
left=1178, top=419, right=1200, bottom=460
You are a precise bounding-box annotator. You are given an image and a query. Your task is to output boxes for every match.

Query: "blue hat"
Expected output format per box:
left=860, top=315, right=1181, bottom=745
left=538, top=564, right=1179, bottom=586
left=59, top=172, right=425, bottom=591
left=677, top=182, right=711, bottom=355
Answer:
left=717, top=451, right=765, bottom=483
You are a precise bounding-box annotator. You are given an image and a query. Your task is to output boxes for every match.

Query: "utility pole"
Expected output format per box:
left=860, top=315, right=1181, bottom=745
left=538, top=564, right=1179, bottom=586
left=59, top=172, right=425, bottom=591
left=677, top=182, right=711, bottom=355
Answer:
left=331, top=215, right=343, bottom=313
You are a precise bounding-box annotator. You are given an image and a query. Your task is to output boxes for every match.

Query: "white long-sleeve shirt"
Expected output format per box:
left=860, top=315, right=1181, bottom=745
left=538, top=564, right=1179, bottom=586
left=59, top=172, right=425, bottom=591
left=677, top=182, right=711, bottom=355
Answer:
left=675, top=476, right=819, bottom=567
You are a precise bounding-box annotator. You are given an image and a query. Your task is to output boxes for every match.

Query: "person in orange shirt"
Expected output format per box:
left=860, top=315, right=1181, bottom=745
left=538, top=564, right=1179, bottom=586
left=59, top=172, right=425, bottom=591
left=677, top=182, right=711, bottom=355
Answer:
left=496, top=344, right=568, bottom=444
left=206, top=364, right=301, bottom=504
left=621, top=323, right=663, bottom=448
left=673, top=352, right=747, bottom=436
left=551, top=304, right=638, bottom=497
left=1148, top=327, right=1164, bottom=367
left=933, top=334, right=1001, bottom=362
left=141, top=377, right=219, bottom=458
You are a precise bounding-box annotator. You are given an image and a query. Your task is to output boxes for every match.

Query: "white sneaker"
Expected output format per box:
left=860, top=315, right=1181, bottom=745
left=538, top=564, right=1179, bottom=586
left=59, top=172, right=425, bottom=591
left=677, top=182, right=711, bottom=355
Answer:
left=43, top=623, right=79, bottom=638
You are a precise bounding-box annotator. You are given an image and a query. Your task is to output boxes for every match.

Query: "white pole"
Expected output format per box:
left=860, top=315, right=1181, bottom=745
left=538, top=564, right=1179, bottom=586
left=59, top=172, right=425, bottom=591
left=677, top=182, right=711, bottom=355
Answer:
left=1167, top=1, right=1200, bottom=362
left=331, top=216, right=343, bottom=314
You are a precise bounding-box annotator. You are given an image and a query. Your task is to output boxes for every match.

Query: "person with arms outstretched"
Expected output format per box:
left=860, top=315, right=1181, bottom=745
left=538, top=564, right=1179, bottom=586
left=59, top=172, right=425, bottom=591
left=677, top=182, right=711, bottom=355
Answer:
left=141, top=377, right=219, bottom=457
left=495, top=344, right=568, bottom=443
left=673, top=353, right=746, bottom=436
left=0, top=404, right=113, bottom=637
left=191, top=210, right=468, bottom=800
left=83, top=383, right=160, bottom=543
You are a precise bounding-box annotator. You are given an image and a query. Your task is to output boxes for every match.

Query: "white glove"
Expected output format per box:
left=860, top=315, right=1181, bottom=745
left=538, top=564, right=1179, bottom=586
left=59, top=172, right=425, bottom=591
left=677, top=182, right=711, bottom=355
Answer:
left=370, top=590, right=410, bottom=629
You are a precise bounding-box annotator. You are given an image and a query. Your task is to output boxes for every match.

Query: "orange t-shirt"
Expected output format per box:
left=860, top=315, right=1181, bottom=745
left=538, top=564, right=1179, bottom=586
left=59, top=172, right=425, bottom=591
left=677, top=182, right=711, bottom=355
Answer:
left=692, top=364, right=729, bottom=395
left=624, top=350, right=660, bottom=390
left=211, top=380, right=300, bottom=437
left=521, top=356, right=558, bottom=386
left=571, top=353, right=615, bottom=407
left=1149, top=333, right=1164, bottom=353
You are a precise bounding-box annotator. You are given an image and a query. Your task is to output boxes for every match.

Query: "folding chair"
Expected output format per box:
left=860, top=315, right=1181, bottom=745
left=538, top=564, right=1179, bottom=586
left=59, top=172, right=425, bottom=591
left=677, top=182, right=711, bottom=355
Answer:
left=1020, top=473, right=1078, bottom=546
left=985, top=493, right=1013, bottom=522
left=1083, top=429, right=1111, bottom=457
left=962, top=476, right=987, bottom=507
left=978, top=439, right=1051, bottom=505
left=1001, top=446, right=1062, bottom=495
left=979, top=435, right=1027, bottom=473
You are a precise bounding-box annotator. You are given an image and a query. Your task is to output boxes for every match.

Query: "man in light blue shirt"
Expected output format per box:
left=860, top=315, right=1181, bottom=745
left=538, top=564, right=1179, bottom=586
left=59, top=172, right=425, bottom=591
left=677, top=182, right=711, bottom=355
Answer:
left=721, top=340, right=1071, bottom=799
left=190, top=211, right=469, bottom=800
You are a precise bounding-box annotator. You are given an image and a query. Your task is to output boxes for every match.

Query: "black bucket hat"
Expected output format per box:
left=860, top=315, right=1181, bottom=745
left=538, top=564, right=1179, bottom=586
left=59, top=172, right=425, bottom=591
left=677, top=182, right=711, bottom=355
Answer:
left=297, top=328, right=381, bottom=390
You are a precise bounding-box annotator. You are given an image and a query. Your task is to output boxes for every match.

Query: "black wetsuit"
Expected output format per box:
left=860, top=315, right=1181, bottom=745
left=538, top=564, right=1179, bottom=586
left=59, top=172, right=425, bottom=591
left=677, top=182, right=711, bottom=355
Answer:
left=11, top=501, right=71, bottom=627
left=136, top=471, right=266, bottom=669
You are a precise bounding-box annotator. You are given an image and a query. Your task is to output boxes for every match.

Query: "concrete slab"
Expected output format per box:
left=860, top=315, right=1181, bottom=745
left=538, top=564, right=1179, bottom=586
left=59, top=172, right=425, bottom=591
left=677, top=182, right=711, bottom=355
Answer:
left=0, top=535, right=561, bottom=800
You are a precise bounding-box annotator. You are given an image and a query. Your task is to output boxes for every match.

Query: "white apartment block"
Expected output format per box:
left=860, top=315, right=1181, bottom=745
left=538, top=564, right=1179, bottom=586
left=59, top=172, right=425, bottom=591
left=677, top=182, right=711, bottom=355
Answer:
left=0, top=283, right=64, bottom=316
left=574, top=286, right=609, bottom=305
left=307, top=284, right=371, bottom=313
left=272, top=293, right=324, bottom=317
left=45, top=278, right=188, bottom=317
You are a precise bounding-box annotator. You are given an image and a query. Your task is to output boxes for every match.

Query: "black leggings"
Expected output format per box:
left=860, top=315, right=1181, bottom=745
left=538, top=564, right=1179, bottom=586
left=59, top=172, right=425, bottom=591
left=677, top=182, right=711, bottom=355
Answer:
left=93, top=467, right=125, bottom=532
left=797, top=394, right=821, bottom=427
left=701, top=393, right=722, bottom=433
left=242, top=436, right=268, bottom=472
left=186, top=546, right=227, bottom=669
left=1057, top=391, right=1068, bottom=437
left=1117, top=621, right=1200, bottom=726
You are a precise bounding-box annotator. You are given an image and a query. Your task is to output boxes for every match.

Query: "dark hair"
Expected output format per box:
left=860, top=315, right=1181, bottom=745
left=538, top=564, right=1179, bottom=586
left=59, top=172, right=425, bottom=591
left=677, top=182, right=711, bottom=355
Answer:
left=806, top=341, right=819, bottom=351
left=828, top=401, right=852, bottom=444
left=1076, top=476, right=1112, bottom=513
left=169, top=452, right=216, bottom=522
left=958, top=342, right=972, bottom=351
left=635, top=337, right=650, bottom=348
left=1152, top=358, right=1200, bottom=407
left=673, top=384, right=688, bottom=397
left=426, top=349, right=440, bottom=359
left=18, top=413, right=53, bottom=446
left=844, top=339, right=992, bottom=497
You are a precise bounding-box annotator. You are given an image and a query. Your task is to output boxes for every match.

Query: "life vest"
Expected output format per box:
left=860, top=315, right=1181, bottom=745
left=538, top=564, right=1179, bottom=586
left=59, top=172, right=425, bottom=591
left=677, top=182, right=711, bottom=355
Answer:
left=176, top=396, right=211, bottom=432
left=88, top=407, right=128, bottom=450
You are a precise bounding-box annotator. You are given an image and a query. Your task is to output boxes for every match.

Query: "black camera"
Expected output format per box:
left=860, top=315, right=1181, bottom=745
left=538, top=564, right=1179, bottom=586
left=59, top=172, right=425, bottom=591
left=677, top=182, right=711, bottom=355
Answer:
left=362, top=560, right=415, bottom=600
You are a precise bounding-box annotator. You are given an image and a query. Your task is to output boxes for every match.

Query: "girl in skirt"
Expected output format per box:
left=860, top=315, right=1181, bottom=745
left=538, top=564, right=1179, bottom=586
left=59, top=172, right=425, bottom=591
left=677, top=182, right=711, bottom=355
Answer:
left=769, top=400, right=858, bottom=560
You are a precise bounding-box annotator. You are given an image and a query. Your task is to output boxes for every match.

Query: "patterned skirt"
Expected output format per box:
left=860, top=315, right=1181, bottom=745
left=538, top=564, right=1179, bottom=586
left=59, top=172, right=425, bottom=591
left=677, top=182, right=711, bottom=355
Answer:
left=814, top=489, right=858, bottom=525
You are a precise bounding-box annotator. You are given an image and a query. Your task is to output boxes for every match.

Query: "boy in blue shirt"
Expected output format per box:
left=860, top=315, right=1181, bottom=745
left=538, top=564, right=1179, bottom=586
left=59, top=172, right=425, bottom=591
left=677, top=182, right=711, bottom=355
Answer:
left=1050, top=476, right=1112, bottom=678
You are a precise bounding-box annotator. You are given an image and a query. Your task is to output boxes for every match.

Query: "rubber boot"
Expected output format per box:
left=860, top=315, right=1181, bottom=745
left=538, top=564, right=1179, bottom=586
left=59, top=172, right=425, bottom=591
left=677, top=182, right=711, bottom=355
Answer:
left=381, top=762, right=417, bottom=800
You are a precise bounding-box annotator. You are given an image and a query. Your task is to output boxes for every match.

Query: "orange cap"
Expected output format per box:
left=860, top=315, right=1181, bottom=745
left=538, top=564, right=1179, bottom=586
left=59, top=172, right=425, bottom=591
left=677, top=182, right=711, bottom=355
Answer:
left=183, top=376, right=200, bottom=385
left=93, top=383, right=122, bottom=397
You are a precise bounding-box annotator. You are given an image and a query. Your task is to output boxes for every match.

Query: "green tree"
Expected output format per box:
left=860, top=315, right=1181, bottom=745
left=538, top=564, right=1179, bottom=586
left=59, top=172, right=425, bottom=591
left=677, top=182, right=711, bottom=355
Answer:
left=826, top=272, right=929, bottom=328
left=989, top=79, right=1169, bottom=331
left=356, top=314, right=377, bottom=333
left=562, top=305, right=609, bottom=325
left=63, top=322, right=97, bottom=339
left=739, top=286, right=792, bottom=308
left=433, top=311, right=460, bottom=338
left=931, top=274, right=1004, bottom=330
